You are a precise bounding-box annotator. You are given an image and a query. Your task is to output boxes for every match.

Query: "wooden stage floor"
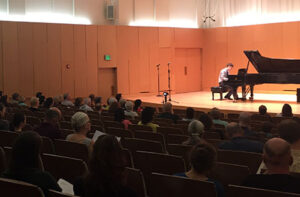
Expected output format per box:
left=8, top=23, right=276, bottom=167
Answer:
left=125, top=91, right=300, bottom=115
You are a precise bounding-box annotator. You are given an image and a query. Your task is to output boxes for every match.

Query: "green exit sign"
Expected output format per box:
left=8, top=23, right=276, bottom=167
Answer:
left=104, top=55, right=111, bottom=61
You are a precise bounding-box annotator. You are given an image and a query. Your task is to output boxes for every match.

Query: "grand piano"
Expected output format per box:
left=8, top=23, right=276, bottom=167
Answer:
left=225, top=50, right=300, bottom=100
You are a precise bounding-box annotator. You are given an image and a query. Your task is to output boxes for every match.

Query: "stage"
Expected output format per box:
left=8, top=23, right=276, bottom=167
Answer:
left=125, top=91, right=300, bottom=115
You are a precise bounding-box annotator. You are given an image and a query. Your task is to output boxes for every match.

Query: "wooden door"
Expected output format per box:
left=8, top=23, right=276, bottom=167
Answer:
left=98, top=68, right=117, bottom=103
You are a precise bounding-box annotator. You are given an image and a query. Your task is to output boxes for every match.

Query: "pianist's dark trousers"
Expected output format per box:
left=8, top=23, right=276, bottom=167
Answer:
left=219, top=82, right=238, bottom=100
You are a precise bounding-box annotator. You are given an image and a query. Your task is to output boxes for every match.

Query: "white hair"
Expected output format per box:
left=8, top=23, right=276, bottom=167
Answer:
left=71, top=112, right=90, bottom=132
left=83, top=97, right=91, bottom=105
left=108, top=97, right=117, bottom=106
left=188, top=120, right=204, bottom=136
left=125, top=101, right=134, bottom=111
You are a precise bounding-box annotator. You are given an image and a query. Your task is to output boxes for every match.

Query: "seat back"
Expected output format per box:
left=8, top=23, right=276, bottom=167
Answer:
left=209, top=162, right=250, bottom=186
left=0, top=146, right=7, bottom=174
left=149, top=173, right=216, bottom=197
left=103, top=121, right=124, bottom=129
left=0, top=177, right=44, bottom=197
left=228, top=184, right=300, bottom=197
left=134, top=131, right=166, bottom=151
left=167, top=144, right=192, bottom=167
left=121, top=138, right=164, bottom=154
left=128, top=124, right=153, bottom=132
left=26, top=116, right=41, bottom=127
left=203, top=131, right=221, bottom=140
left=167, top=134, right=189, bottom=145
left=217, top=150, right=262, bottom=174
left=126, top=168, right=147, bottom=197
left=122, top=148, right=134, bottom=168
left=59, top=129, right=74, bottom=140
left=106, top=127, right=133, bottom=138
left=42, top=154, right=88, bottom=184
left=0, top=130, right=19, bottom=147
left=41, top=137, right=55, bottom=154
left=48, top=190, right=79, bottom=197
left=157, top=127, right=183, bottom=144
left=134, top=151, right=185, bottom=189
left=60, top=121, right=73, bottom=130
left=53, top=139, right=89, bottom=162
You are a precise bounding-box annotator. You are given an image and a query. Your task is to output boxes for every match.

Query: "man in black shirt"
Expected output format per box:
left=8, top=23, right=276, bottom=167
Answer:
left=243, top=137, right=300, bottom=194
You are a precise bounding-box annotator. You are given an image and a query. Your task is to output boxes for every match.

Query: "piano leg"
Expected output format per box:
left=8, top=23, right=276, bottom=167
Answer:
left=242, top=85, right=246, bottom=101
left=249, top=85, right=254, bottom=100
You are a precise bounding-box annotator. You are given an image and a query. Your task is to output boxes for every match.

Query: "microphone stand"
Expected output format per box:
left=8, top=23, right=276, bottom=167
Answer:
left=156, top=64, right=162, bottom=97
left=168, top=63, right=172, bottom=101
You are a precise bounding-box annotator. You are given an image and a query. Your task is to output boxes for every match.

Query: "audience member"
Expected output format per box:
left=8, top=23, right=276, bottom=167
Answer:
left=277, top=103, right=293, bottom=117
left=182, top=107, right=195, bottom=121
left=259, top=105, right=268, bottom=116
left=114, top=108, right=132, bottom=130
left=53, top=95, right=63, bottom=106
left=278, top=119, right=300, bottom=172
left=157, top=102, right=180, bottom=123
left=73, top=135, right=137, bottom=197
left=119, top=99, right=126, bottom=109
left=29, top=97, right=40, bottom=112
left=210, top=108, right=228, bottom=127
left=89, top=94, right=95, bottom=107
left=133, top=99, right=143, bottom=112
left=261, top=121, right=274, bottom=139
left=36, top=92, right=45, bottom=106
left=74, top=97, right=83, bottom=108
left=79, top=98, right=93, bottom=112
left=124, top=101, right=138, bottom=120
left=18, top=96, right=27, bottom=107
left=95, top=103, right=102, bottom=115
left=243, top=138, right=300, bottom=194
left=108, top=101, right=119, bottom=114
left=2, top=131, right=61, bottom=196
left=67, top=112, right=93, bottom=151
left=183, top=120, right=205, bottom=146
left=10, top=93, right=19, bottom=105
left=50, top=107, right=62, bottom=121
left=61, top=93, right=74, bottom=107
left=175, top=143, right=224, bottom=197
left=9, top=112, right=26, bottom=132
left=251, top=105, right=272, bottom=122
left=43, top=97, right=54, bottom=109
left=35, top=109, right=61, bottom=140
left=239, top=112, right=256, bottom=137
left=0, top=103, right=9, bottom=130
left=219, top=122, right=263, bottom=153
left=198, top=113, right=214, bottom=130
left=94, top=97, right=101, bottom=105
left=138, top=107, right=159, bottom=132
left=116, top=93, right=122, bottom=102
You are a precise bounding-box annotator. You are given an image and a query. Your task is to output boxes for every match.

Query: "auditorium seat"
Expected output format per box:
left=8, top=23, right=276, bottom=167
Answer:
left=48, top=190, right=79, bottom=197
left=0, top=146, right=7, bottom=175
left=0, top=130, right=19, bottom=147
left=217, top=150, right=262, bottom=174
left=128, top=124, right=153, bottom=132
left=203, top=131, right=221, bottom=139
left=134, top=131, right=166, bottom=151
left=23, top=124, right=33, bottom=131
left=33, top=111, right=46, bottom=119
left=53, top=140, right=89, bottom=162
left=166, top=134, right=189, bottom=144
left=41, top=137, right=55, bottom=154
left=42, top=154, right=88, bottom=184
left=90, top=125, right=103, bottom=133
left=167, top=144, right=192, bottom=167
left=101, top=116, right=115, bottom=122
left=90, top=119, right=103, bottom=127
left=149, top=172, right=217, bottom=197
left=121, top=138, right=164, bottom=154
left=227, top=113, right=240, bottom=121
left=0, top=177, right=44, bottom=197
left=122, top=148, right=134, bottom=168
left=60, top=121, right=73, bottom=130
left=134, top=151, right=185, bottom=192
left=59, top=129, right=74, bottom=140
left=3, top=146, right=12, bottom=166
left=157, top=127, right=184, bottom=144
left=228, top=184, right=300, bottom=197
left=106, top=127, right=133, bottom=138
left=26, top=116, right=41, bottom=127
left=209, top=162, right=250, bottom=186
left=103, top=121, right=124, bottom=129
left=206, top=139, right=225, bottom=149
left=126, top=168, right=147, bottom=197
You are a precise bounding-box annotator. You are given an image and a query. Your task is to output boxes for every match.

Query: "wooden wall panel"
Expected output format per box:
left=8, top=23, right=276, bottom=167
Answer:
left=61, top=24, right=75, bottom=97
left=47, top=24, right=62, bottom=96
left=98, top=25, right=117, bottom=68
left=33, top=23, right=48, bottom=95
left=174, top=28, right=203, bottom=48
left=2, top=22, right=19, bottom=96
left=18, top=22, right=34, bottom=97
left=0, top=22, right=3, bottom=91
left=159, top=27, right=174, bottom=48
left=74, top=25, right=87, bottom=97
left=86, top=25, right=98, bottom=95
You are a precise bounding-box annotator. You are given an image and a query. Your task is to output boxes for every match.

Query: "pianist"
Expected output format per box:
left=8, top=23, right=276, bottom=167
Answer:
left=218, top=63, right=238, bottom=100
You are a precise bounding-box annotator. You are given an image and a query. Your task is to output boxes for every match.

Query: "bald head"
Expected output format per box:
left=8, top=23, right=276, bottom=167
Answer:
left=263, top=138, right=292, bottom=170
left=239, top=112, right=251, bottom=126
left=226, top=122, right=243, bottom=138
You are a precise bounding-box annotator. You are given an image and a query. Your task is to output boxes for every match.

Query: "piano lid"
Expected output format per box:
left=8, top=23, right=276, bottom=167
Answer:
left=244, top=50, right=300, bottom=73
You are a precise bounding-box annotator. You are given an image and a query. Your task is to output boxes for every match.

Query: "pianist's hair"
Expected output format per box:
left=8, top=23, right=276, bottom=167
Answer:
left=227, top=63, right=234, bottom=67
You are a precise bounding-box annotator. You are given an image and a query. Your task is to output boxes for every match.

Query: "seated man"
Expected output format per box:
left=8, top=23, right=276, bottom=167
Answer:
left=210, top=108, right=228, bottom=127
left=218, top=63, right=238, bottom=100
left=157, top=102, right=180, bottom=123
left=61, top=93, right=74, bottom=107
left=35, top=109, right=61, bottom=140
left=243, top=138, right=300, bottom=194
left=219, top=122, right=263, bottom=153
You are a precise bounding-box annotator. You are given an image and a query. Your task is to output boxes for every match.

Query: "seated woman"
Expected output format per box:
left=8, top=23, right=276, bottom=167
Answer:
left=277, top=103, right=293, bottom=118
left=124, top=101, right=139, bottom=120
left=9, top=112, right=26, bottom=132
left=175, top=143, right=224, bottom=197
left=182, top=107, right=195, bottom=122
left=2, top=131, right=61, bottom=196
left=138, top=107, right=159, bottom=132
left=0, top=103, right=9, bottom=131
left=183, top=120, right=205, bottom=146
left=133, top=99, right=143, bottom=112
left=114, top=108, right=132, bottom=130
left=73, top=135, right=137, bottom=197
left=66, top=112, right=94, bottom=151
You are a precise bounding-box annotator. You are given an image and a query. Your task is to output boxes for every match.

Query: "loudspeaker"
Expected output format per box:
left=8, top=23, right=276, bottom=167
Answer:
left=297, top=88, right=300, bottom=103
left=106, top=5, right=115, bottom=20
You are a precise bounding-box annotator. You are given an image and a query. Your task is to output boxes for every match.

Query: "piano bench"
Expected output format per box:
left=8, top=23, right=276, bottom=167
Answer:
left=211, top=87, right=226, bottom=100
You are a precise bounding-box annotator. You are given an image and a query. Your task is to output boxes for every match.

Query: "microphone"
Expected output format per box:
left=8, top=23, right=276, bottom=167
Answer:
left=168, top=62, right=171, bottom=65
